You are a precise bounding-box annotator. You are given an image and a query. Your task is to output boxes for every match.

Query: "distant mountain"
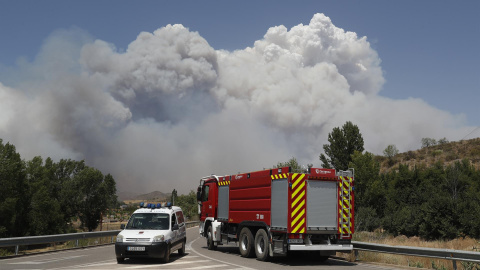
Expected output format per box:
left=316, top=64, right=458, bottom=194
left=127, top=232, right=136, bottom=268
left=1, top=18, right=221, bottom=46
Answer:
left=135, top=191, right=170, bottom=201
left=117, top=191, right=139, bottom=201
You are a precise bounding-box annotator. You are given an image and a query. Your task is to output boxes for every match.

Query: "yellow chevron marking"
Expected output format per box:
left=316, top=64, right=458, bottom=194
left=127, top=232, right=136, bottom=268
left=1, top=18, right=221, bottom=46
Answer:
left=291, top=190, right=305, bottom=208
left=292, top=181, right=305, bottom=198
left=291, top=208, right=305, bottom=227
left=292, top=217, right=305, bottom=233
left=292, top=174, right=305, bottom=189
left=291, top=199, right=305, bottom=217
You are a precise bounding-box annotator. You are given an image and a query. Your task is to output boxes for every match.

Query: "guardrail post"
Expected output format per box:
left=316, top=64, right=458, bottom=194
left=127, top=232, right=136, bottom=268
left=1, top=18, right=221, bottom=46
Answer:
left=76, top=239, right=79, bottom=247
left=354, top=249, right=359, bottom=261
left=15, top=245, right=19, bottom=255
left=452, top=259, right=457, bottom=270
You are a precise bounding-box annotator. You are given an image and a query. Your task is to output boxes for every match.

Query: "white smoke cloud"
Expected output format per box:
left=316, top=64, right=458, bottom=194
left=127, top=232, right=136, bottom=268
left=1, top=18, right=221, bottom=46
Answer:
left=0, top=14, right=472, bottom=194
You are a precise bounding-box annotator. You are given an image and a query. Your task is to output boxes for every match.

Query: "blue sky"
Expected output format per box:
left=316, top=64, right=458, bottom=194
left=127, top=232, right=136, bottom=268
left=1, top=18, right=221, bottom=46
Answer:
left=1, top=0, right=478, bottom=128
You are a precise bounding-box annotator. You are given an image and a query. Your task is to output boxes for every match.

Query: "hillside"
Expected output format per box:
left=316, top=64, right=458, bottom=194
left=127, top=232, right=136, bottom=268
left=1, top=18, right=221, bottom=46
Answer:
left=377, top=137, right=480, bottom=172
left=118, top=191, right=170, bottom=202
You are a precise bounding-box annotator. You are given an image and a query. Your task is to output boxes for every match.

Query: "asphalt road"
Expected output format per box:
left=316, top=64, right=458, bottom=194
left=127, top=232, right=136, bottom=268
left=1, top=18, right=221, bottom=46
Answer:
left=1, top=227, right=407, bottom=270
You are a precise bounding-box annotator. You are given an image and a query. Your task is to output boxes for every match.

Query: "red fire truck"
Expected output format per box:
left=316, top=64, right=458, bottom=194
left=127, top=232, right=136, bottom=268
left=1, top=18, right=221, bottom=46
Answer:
left=196, top=166, right=354, bottom=261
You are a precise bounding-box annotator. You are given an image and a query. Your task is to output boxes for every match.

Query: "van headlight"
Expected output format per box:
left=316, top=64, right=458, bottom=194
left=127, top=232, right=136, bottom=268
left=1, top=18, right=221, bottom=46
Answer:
left=153, top=235, right=165, bottom=242
left=116, top=234, right=124, bottom=242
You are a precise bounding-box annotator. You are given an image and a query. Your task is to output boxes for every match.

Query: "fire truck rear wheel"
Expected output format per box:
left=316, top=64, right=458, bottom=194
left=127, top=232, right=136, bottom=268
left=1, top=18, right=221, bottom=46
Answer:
left=239, top=227, right=254, bottom=257
left=207, top=226, right=216, bottom=250
left=254, top=229, right=270, bottom=261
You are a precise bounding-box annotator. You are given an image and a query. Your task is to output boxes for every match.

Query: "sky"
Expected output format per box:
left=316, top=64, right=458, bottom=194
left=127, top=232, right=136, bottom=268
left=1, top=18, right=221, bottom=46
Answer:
left=0, top=0, right=479, bottom=195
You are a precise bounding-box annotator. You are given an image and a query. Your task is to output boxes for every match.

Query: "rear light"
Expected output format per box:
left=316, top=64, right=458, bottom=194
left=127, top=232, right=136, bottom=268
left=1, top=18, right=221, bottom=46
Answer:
left=288, top=233, right=303, bottom=239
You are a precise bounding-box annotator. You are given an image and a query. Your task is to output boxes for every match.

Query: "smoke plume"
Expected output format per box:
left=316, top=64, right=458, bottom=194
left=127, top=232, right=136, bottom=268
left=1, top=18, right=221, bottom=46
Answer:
left=0, top=14, right=471, bottom=194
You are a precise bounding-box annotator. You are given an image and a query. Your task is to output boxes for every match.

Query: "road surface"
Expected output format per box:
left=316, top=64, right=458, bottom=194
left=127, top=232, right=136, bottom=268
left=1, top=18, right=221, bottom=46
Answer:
left=1, top=227, right=408, bottom=270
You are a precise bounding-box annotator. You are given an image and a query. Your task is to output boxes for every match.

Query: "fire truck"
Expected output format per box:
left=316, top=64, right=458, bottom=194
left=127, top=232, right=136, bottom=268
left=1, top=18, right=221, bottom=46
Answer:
left=196, top=166, right=354, bottom=261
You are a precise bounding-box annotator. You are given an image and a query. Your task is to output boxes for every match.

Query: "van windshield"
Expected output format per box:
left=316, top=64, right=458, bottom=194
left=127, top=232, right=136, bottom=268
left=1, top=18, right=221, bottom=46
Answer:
left=126, top=213, right=170, bottom=230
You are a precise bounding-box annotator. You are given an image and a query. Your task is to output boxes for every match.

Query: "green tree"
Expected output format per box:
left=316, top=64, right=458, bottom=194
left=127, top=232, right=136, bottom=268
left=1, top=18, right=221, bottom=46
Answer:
left=349, top=151, right=383, bottom=231
left=276, top=157, right=310, bottom=173
left=383, top=144, right=399, bottom=166
left=176, top=191, right=199, bottom=221
left=320, top=121, right=364, bottom=170
left=75, top=167, right=117, bottom=231
left=421, top=137, right=437, bottom=148
left=26, top=156, right=64, bottom=235
left=54, top=159, right=86, bottom=226
left=383, top=145, right=399, bottom=159
left=0, top=139, right=29, bottom=237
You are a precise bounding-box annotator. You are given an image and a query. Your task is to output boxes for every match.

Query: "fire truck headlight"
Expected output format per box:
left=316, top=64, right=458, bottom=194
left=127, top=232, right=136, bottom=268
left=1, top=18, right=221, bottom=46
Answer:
left=153, top=235, right=165, bottom=242
left=116, top=234, right=124, bottom=242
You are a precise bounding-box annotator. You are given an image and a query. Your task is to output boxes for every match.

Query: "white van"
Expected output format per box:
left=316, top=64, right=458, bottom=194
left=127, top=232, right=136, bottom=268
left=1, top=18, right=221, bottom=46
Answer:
left=115, top=203, right=186, bottom=263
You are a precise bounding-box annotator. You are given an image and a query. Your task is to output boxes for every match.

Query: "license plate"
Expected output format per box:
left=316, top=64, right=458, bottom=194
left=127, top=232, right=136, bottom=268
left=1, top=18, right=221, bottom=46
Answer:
left=288, top=239, right=303, bottom=244
left=127, top=246, right=145, bottom=251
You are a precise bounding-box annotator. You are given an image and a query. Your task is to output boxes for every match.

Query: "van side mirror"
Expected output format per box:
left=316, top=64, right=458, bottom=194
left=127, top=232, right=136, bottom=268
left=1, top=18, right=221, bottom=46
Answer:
left=172, top=224, right=179, bottom=231
left=120, top=224, right=125, bottom=229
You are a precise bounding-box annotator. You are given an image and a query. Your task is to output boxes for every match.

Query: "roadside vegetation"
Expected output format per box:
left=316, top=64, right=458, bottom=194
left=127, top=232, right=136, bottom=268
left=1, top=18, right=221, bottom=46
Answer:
left=0, top=139, right=118, bottom=237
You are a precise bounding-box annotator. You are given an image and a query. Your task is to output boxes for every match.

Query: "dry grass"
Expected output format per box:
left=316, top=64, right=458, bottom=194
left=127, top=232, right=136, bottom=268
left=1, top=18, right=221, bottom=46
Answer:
left=379, top=138, right=480, bottom=173
left=336, top=231, right=480, bottom=270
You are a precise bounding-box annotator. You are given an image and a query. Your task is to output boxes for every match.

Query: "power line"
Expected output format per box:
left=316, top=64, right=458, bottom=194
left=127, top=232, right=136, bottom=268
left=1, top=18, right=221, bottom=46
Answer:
left=461, top=126, right=480, bottom=140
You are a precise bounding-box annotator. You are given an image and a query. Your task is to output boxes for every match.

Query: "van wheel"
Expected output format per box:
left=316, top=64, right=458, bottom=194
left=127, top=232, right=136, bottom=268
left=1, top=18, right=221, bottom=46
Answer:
left=207, top=226, right=216, bottom=250
left=254, top=229, right=270, bottom=261
left=179, top=239, right=186, bottom=255
left=161, top=245, right=170, bottom=263
left=239, top=227, right=254, bottom=257
left=116, top=257, right=125, bottom=264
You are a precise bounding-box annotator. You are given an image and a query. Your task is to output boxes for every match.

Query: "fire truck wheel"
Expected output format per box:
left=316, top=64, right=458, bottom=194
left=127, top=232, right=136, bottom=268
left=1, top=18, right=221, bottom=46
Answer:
left=207, top=226, right=216, bottom=250
left=254, top=229, right=270, bottom=261
left=318, top=255, right=329, bottom=262
left=239, top=227, right=254, bottom=257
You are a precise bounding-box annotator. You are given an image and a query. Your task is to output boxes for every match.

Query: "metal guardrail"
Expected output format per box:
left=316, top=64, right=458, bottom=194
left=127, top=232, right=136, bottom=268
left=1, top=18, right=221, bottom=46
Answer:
left=2, top=225, right=478, bottom=269
left=353, top=241, right=480, bottom=269
left=0, top=221, right=200, bottom=257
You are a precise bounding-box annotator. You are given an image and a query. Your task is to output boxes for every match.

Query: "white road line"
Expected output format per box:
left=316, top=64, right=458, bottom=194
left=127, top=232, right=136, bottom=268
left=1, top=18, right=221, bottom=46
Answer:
left=48, top=259, right=117, bottom=270
left=188, top=237, right=256, bottom=270
left=127, top=259, right=211, bottom=268
left=183, top=264, right=228, bottom=269
left=69, top=261, right=118, bottom=268
left=8, top=255, right=85, bottom=264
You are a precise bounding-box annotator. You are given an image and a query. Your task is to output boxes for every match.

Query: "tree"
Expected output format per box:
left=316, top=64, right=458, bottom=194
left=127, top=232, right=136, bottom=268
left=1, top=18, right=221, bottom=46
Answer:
left=176, top=191, right=198, bottom=221
left=383, top=144, right=399, bottom=166
left=319, top=121, right=364, bottom=170
left=75, top=167, right=117, bottom=231
left=438, top=137, right=449, bottom=145
left=276, top=157, right=311, bottom=173
left=383, top=145, right=399, bottom=159
left=421, top=138, right=437, bottom=148
left=349, top=151, right=383, bottom=231
left=0, top=139, right=29, bottom=237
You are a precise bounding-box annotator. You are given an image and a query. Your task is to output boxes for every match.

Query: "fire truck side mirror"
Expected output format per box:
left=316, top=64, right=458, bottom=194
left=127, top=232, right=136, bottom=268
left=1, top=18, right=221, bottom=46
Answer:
left=196, top=186, right=202, bottom=201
